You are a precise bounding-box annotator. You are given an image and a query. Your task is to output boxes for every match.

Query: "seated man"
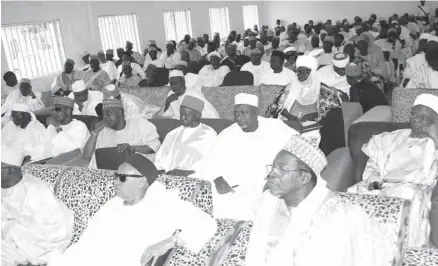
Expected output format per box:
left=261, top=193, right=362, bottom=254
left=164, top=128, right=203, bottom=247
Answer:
left=405, top=36, right=438, bottom=89
left=155, top=96, right=217, bottom=175
left=82, top=55, right=112, bottom=91
left=348, top=94, right=438, bottom=248
left=244, top=135, right=392, bottom=266
left=117, top=54, right=146, bottom=80
left=193, top=93, right=298, bottom=220
left=240, top=48, right=271, bottom=85
left=83, top=98, right=161, bottom=169
left=116, top=61, right=142, bottom=92
left=33, top=96, right=90, bottom=159
left=48, top=154, right=216, bottom=266
left=160, top=41, right=182, bottom=70
left=2, top=146, right=74, bottom=266
left=97, top=50, right=118, bottom=83
left=1, top=78, right=44, bottom=128
left=68, top=80, right=103, bottom=117
left=317, top=52, right=351, bottom=96
left=51, top=59, right=84, bottom=95
left=142, top=46, right=163, bottom=71
left=2, top=103, right=46, bottom=162
left=197, top=52, right=230, bottom=87
left=260, top=50, right=296, bottom=86
left=161, top=70, right=219, bottom=119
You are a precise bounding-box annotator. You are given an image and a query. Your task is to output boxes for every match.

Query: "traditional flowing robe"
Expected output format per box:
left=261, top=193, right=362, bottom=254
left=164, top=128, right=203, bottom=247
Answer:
left=1, top=90, right=44, bottom=128
left=187, top=49, right=202, bottom=62
left=404, top=53, right=426, bottom=81
left=1, top=120, right=47, bottom=161
left=100, top=61, right=118, bottom=81
left=120, top=92, right=161, bottom=120
left=32, top=119, right=90, bottom=159
left=348, top=129, right=438, bottom=248
left=131, top=51, right=145, bottom=65
left=161, top=87, right=219, bottom=119
left=197, top=65, right=230, bottom=87
left=154, top=123, right=217, bottom=172
left=240, top=61, right=271, bottom=85
left=68, top=90, right=103, bottom=117
left=317, top=65, right=351, bottom=95
left=2, top=175, right=74, bottom=266
left=47, top=182, right=217, bottom=266
left=117, top=62, right=146, bottom=79
left=82, top=69, right=112, bottom=91
left=193, top=117, right=298, bottom=220
left=318, top=52, right=334, bottom=67
left=406, top=63, right=438, bottom=89
left=260, top=67, right=297, bottom=86
left=88, top=117, right=161, bottom=169
left=159, top=51, right=182, bottom=69
left=117, top=74, right=142, bottom=91
left=51, top=71, right=85, bottom=94
left=143, top=53, right=164, bottom=71
left=245, top=180, right=393, bottom=266
left=1, top=85, right=16, bottom=105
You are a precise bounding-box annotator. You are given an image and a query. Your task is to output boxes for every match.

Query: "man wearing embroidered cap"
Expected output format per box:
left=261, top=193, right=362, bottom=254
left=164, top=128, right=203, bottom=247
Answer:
left=283, top=46, right=298, bottom=72
left=117, top=53, right=146, bottom=80
left=32, top=96, right=90, bottom=160
left=318, top=35, right=335, bottom=66
left=240, top=48, right=271, bottom=85
left=1, top=146, right=74, bottom=266
left=97, top=49, right=118, bottom=83
left=160, top=70, right=219, bottom=119
left=51, top=58, right=85, bottom=95
left=317, top=52, right=351, bottom=95
left=143, top=45, right=164, bottom=71
left=83, top=96, right=161, bottom=169
left=402, top=33, right=431, bottom=87
left=125, top=40, right=145, bottom=66
left=260, top=50, right=296, bottom=86
left=160, top=41, right=182, bottom=69
left=1, top=103, right=46, bottom=162
left=82, top=54, right=112, bottom=91
left=48, top=154, right=216, bottom=266
left=1, top=78, right=44, bottom=128
left=405, top=36, right=438, bottom=88
left=197, top=52, right=230, bottom=87
left=80, top=51, right=90, bottom=71
left=67, top=80, right=103, bottom=116
left=117, top=60, right=142, bottom=91
left=349, top=93, right=438, bottom=248
left=155, top=95, right=218, bottom=175
left=105, top=49, right=116, bottom=64
left=244, top=135, right=392, bottom=266
left=194, top=93, right=298, bottom=220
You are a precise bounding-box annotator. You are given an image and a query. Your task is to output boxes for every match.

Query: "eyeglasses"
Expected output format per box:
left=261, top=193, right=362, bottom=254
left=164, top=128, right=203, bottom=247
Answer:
left=266, top=164, right=304, bottom=175
left=116, top=173, right=143, bottom=183
left=52, top=107, right=62, bottom=112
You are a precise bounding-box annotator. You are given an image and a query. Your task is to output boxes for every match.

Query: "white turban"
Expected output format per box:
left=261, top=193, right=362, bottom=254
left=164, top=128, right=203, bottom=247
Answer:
left=419, top=33, right=432, bottom=41
left=332, top=52, right=350, bottom=68
left=283, top=46, right=298, bottom=54
left=296, top=55, right=318, bottom=72
left=428, top=36, right=438, bottom=44
left=72, top=80, right=87, bottom=93
left=235, top=93, right=259, bottom=108
left=169, top=70, right=185, bottom=78
left=1, top=146, right=25, bottom=167
left=10, top=103, right=36, bottom=120
left=207, top=52, right=221, bottom=61
left=413, top=94, right=438, bottom=116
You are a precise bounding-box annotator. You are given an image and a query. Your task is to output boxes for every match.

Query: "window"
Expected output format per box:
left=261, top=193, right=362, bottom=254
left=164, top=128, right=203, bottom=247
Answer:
left=163, top=10, right=193, bottom=42
left=1, top=20, right=66, bottom=80
left=242, top=5, right=259, bottom=31
left=209, top=7, right=230, bottom=40
left=98, top=14, right=142, bottom=56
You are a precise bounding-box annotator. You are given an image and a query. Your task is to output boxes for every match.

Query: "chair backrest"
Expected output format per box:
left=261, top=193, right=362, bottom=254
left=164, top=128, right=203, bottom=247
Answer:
left=258, top=84, right=286, bottom=115
left=222, top=71, right=254, bottom=86
left=35, top=113, right=99, bottom=133
left=121, top=86, right=171, bottom=109
left=391, top=88, right=438, bottom=123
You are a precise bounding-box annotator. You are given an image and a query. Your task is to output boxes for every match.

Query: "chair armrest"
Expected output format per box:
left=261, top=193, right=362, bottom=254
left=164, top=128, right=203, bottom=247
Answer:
left=352, top=105, right=392, bottom=125
left=321, top=147, right=357, bottom=192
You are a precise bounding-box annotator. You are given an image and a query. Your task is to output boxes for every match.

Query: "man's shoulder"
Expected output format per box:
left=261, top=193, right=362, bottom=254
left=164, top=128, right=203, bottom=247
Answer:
left=70, top=119, right=89, bottom=129
left=199, top=123, right=219, bottom=136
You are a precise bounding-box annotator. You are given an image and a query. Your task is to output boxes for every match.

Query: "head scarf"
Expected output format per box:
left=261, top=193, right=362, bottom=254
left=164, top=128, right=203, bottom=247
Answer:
left=10, top=103, right=36, bottom=121
left=292, top=55, right=320, bottom=105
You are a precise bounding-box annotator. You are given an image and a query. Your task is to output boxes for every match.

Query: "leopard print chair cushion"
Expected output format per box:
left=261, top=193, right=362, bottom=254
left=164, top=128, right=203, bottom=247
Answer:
left=391, top=88, right=438, bottom=123
left=402, top=248, right=438, bottom=266
left=202, top=85, right=260, bottom=120
left=259, top=84, right=286, bottom=115
left=41, top=91, right=53, bottom=107
left=22, top=164, right=69, bottom=186
left=120, top=86, right=171, bottom=109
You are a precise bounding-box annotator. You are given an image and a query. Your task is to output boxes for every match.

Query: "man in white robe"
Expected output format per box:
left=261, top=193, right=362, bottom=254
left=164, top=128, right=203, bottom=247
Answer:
left=79, top=51, right=90, bottom=71
left=32, top=96, right=90, bottom=160
left=240, top=48, right=271, bottom=85
left=160, top=41, right=182, bottom=69
left=97, top=50, right=118, bottom=83
left=349, top=94, right=438, bottom=248
left=126, top=41, right=145, bottom=66
left=1, top=78, right=44, bottom=128
left=82, top=98, right=161, bottom=169
left=193, top=93, right=298, bottom=220
left=142, top=46, right=164, bottom=71
left=82, top=55, right=112, bottom=91
left=116, top=61, right=143, bottom=92
left=402, top=33, right=431, bottom=87
left=406, top=36, right=438, bottom=89
left=244, top=135, right=392, bottom=266
left=197, top=52, right=230, bottom=87
left=155, top=96, right=217, bottom=174
left=2, top=103, right=46, bottom=162
left=2, top=146, right=74, bottom=266
left=317, top=52, right=351, bottom=95
left=117, top=54, right=146, bottom=79
left=161, top=70, right=219, bottom=119
left=48, top=155, right=216, bottom=266
left=68, top=80, right=102, bottom=117
left=260, top=50, right=296, bottom=86
left=51, top=59, right=85, bottom=95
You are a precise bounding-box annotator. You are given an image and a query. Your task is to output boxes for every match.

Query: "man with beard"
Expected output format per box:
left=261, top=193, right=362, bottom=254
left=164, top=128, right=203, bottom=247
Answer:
left=160, top=41, right=182, bottom=69
left=197, top=52, right=229, bottom=87
left=240, top=48, right=271, bottom=85
left=82, top=55, right=112, bottom=91
left=51, top=59, right=84, bottom=95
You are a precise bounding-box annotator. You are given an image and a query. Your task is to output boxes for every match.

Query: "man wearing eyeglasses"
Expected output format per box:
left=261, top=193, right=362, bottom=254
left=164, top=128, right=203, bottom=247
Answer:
left=48, top=154, right=216, bottom=266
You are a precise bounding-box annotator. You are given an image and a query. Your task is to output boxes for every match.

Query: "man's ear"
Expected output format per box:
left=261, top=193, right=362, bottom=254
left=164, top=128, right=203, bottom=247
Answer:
left=300, top=171, right=312, bottom=184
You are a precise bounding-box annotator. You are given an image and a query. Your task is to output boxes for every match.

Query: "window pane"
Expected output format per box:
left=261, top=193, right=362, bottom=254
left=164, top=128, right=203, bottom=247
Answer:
left=209, top=7, right=230, bottom=40
left=242, top=5, right=259, bottom=31
left=163, top=10, right=193, bottom=42
left=1, top=20, right=65, bottom=79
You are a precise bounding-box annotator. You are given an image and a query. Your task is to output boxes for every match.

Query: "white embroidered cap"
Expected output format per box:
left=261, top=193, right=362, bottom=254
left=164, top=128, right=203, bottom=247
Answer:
left=428, top=36, right=438, bottom=43
left=332, top=52, right=350, bottom=68
left=235, top=93, right=259, bottom=108
left=413, top=94, right=438, bottom=116
left=283, top=46, right=298, bottom=54
left=1, top=146, right=25, bottom=167
left=72, top=80, right=87, bottom=93
left=169, top=70, right=185, bottom=78
left=419, top=33, right=432, bottom=41
left=11, top=103, right=36, bottom=120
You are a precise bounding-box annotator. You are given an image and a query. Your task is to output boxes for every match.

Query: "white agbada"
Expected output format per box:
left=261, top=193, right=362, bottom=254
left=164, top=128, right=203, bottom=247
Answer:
left=142, top=52, right=164, bottom=71
left=162, top=87, right=219, bottom=119
left=194, top=116, right=298, bottom=220
left=47, top=182, right=217, bottom=266
left=1, top=89, right=44, bottom=117
left=317, top=65, right=350, bottom=95
left=100, top=61, right=118, bottom=81
left=88, top=117, right=161, bottom=169
left=1, top=84, right=16, bottom=105
left=406, top=62, right=438, bottom=89
left=2, top=175, right=74, bottom=266
left=117, top=62, right=145, bottom=79
left=155, top=123, right=217, bottom=172
left=68, top=90, right=103, bottom=117
left=403, top=52, right=426, bottom=81
left=240, top=60, right=271, bottom=86
left=260, top=67, right=297, bottom=86
left=159, top=51, right=182, bottom=69
left=32, top=119, right=90, bottom=159
left=197, top=65, right=230, bottom=87
left=120, top=92, right=161, bottom=120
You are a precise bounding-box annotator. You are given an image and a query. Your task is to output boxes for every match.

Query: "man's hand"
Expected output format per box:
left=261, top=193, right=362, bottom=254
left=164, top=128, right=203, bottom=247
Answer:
left=166, top=169, right=195, bottom=177
left=29, top=90, right=36, bottom=99
left=23, top=155, right=32, bottom=164
left=427, top=123, right=438, bottom=149
left=164, top=94, right=180, bottom=113
left=116, top=143, right=135, bottom=156
left=214, top=176, right=235, bottom=194
left=46, top=116, right=60, bottom=128
left=141, top=237, right=175, bottom=266
left=368, top=181, right=383, bottom=191
left=93, top=121, right=107, bottom=134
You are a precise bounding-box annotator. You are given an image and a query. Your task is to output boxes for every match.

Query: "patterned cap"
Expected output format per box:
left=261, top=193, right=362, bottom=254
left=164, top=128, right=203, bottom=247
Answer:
left=106, top=49, right=114, bottom=55
left=346, top=63, right=363, bottom=77
left=282, top=135, right=327, bottom=175
left=102, top=98, right=124, bottom=109
left=89, top=55, right=99, bottom=61
left=324, top=36, right=334, bottom=44
left=19, top=78, right=31, bottom=85
left=97, top=50, right=105, bottom=55
left=103, top=84, right=120, bottom=99
left=65, top=59, right=75, bottom=66
left=53, top=96, right=75, bottom=108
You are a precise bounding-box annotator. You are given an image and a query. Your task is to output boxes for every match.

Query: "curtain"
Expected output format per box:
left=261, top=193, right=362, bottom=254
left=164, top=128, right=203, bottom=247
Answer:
left=163, top=10, right=193, bottom=42
left=209, top=7, right=230, bottom=40
left=242, top=5, right=259, bottom=31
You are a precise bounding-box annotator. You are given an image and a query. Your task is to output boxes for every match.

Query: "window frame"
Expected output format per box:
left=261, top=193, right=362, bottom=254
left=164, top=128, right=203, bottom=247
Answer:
left=208, top=6, right=231, bottom=41
left=162, top=9, right=193, bottom=42
left=242, top=4, right=260, bottom=31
